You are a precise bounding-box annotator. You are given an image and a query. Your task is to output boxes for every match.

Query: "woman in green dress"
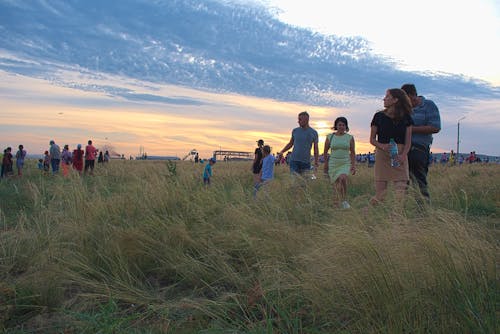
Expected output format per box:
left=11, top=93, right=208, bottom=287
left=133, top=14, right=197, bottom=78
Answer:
left=323, top=117, right=356, bottom=208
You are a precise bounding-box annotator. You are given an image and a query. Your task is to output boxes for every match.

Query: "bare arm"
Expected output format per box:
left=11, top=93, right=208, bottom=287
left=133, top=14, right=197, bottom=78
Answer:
left=394, top=125, right=412, bottom=165
left=369, top=125, right=377, bottom=147
left=313, top=140, right=319, bottom=167
left=279, top=137, right=294, bottom=156
left=350, top=137, right=356, bottom=175
left=323, top=136, right=330, bottom=172
left=370, top=125, right=389, bottom=152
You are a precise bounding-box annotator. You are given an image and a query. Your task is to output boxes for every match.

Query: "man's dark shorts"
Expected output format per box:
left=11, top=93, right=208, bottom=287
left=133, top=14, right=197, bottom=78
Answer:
left=252, top=163, right=262, bottom=174
left=289, top=160, right=311, bottom=175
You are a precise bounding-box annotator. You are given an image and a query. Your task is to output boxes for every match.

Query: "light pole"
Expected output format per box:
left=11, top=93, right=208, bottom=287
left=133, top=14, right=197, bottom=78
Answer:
left=457, top=116, right=466, bottom=158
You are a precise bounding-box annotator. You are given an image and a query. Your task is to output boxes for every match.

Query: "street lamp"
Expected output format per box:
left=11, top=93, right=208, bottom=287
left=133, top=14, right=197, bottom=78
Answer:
left=457, top=116, right=466, bottom=158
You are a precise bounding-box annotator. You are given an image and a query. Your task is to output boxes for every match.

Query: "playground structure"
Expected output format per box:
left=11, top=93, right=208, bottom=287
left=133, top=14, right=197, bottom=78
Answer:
left=182, top=149, right=198, bottom=161
left=181, top=149, right=252, bottom=161
left=213, top=150, right=252, bottom=161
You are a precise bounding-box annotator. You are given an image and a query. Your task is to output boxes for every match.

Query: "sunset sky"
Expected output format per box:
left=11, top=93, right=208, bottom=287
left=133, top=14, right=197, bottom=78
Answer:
left=1, top=0, right=499, bottom=159
left=1, top=68, right=370, bottom=158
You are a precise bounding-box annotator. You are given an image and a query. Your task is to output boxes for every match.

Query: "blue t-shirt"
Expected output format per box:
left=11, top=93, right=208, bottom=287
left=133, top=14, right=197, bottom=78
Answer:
left=203, top=163, right=212, bottom=178
left=290, top=127, right=318, bottom=163
left=261, top=154, right=275, bottom=181
left=411, top=96, right=441, bottom=147
left=16, top=149, right=26, bottom=162
left=50, top=144, right=61, bottom=159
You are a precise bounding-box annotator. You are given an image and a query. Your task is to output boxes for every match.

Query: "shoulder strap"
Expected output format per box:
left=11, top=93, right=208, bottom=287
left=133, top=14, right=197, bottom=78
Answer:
left=328, top=133, right=334, bottom=148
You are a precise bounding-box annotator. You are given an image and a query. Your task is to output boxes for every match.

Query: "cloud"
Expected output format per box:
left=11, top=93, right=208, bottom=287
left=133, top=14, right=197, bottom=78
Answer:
left=0, top=0, right=499, bottom=156
left=118, top=92, right=209, bottom=106
left=1, top=0, right=498, bottom=106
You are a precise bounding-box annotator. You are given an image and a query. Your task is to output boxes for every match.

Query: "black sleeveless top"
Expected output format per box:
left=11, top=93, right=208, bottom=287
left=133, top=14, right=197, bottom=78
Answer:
left=371, top=111, right=413, bottom=144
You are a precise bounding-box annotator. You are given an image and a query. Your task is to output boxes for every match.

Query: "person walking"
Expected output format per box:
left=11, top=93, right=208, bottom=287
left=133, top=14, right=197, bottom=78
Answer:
left=252, top=139, right=264, bottom=189
left=97, top=151, right=104, bottom=164
left=323, top=117, right=356, bottom=209
left=49, top=140, right=61, bottom=174
left=72, top=144, right=84, bottom=174
left=401, top=84, right=441, bottom=200
left=277, top=111, right=319, bottom=175
left=43, top=150, right=50, bottom=173
left=61, top=144, right=72, bottom=177
left=369, top=88, right=413, bottom=204
left=203, top=158, right=216, bottom=185
left=15, top=144, right=27, bottom=176
left=84, top=140, right=97, bottom=175
left=2, top=147, right=13, bottom=178
left=0, top=149, right=3, bottom=178
left=254, top=145, right=275, bottom=197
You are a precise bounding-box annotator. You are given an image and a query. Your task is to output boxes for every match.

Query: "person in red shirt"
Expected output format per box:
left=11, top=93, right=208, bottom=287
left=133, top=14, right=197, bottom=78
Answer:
left=72, top=144, right=84, bottom=174
left=84, top=140, right=97, bottom=175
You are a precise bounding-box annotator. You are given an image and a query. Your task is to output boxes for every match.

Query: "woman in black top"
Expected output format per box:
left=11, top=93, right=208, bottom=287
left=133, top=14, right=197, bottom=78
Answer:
left=369, top=88, right=413, bottom=204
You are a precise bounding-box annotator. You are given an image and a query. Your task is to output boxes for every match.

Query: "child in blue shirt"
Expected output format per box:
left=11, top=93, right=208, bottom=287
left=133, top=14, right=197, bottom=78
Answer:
left=203, top=158, right=216, bottom=185
left=254, top=145, right=275, bottom=197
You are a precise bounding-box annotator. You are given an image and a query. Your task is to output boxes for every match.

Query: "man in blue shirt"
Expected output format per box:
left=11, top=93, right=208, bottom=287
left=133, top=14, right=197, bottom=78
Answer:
left=278, top=111, right=319, bottom=175
left=401, top=84, right=441, bottom=200
left=49, top=140, right=61, bottom=174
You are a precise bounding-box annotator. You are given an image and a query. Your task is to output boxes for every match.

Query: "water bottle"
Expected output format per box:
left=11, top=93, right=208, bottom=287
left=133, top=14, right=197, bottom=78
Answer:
left=389, top=138, right=400, bottom=167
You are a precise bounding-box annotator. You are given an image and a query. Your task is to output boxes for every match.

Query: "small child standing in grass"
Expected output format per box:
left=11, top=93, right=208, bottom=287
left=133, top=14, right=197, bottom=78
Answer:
left=43, top=151, right=50, bottom=174
left=254, top=145, right=275, bottom=197
left=203, top=158, right=216, bottom=185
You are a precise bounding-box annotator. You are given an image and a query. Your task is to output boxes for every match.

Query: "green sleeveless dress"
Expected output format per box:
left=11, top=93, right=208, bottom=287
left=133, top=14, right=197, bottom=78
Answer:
left=328, top=133, right=352, bottom=182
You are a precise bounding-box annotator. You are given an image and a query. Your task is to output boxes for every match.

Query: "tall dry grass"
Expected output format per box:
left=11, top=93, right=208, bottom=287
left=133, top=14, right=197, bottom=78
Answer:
left=0, top=160, right=498, bottom=333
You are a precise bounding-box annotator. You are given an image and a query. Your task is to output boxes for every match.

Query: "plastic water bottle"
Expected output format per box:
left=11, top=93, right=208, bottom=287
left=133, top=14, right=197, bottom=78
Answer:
left=389, top=138, right=400, bottom=167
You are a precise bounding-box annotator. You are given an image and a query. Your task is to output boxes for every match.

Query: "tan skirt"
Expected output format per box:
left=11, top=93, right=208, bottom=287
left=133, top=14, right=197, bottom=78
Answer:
left=374, top=144, right=409, bottom=182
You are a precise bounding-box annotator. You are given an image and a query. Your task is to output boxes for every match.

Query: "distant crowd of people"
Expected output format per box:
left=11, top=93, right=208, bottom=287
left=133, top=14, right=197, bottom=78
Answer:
left=437, top=150, right=493, bottom=165
left=0, top=145, right=26, bottom=178
left=1, top=139, right=111, bottom=178
left=354, top=150, right=495, bottom=167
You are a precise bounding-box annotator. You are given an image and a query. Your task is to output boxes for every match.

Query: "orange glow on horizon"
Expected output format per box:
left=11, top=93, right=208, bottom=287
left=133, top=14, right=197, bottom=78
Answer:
left=1, top=70, right=381, bottom=158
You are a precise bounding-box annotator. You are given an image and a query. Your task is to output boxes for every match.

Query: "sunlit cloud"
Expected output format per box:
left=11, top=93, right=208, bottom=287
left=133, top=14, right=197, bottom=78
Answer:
left=0, top=69, right=350, bottom=157
left=1, top=65, right=499, bottom=158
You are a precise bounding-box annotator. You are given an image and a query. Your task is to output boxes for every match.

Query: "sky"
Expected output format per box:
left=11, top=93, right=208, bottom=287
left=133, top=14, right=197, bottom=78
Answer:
left=262, top=0, right=500, bottom=86
left=2, top=64, right=498, bottom=159
left=0, top=67, right=366, bottom=158
left=1, top=0, right=499, bottom=159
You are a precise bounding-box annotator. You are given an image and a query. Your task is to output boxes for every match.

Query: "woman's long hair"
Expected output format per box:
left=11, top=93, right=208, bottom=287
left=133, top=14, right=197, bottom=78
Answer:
left=387, top=88, right=412, bottom=121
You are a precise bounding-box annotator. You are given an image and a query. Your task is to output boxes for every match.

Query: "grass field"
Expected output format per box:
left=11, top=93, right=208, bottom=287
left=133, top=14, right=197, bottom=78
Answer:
left=0, top=160, right=498, bottom=333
